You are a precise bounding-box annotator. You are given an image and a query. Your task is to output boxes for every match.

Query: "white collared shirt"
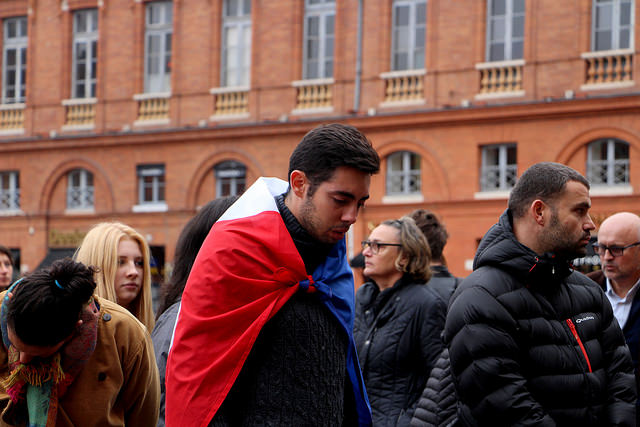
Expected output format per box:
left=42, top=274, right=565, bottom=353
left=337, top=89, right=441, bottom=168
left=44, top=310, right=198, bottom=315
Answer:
left=605, top=277, right=640, bottom=329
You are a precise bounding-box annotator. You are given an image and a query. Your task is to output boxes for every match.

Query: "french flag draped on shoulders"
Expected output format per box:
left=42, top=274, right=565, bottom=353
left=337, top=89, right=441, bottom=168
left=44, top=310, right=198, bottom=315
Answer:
left=165, top=177, right=371, bottom=427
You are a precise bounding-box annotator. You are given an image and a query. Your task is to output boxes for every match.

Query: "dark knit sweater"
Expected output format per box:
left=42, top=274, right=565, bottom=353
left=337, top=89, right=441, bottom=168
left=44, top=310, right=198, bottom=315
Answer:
left=210, top=194, right=354, bottom=426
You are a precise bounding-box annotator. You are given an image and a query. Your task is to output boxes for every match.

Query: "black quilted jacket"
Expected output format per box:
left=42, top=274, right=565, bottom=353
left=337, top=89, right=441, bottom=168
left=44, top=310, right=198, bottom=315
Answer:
left=444, top=209, right=636, bottom=426
left=354, top=276, right=446, bottom=426
left=410, top=347, right=458, bottom=427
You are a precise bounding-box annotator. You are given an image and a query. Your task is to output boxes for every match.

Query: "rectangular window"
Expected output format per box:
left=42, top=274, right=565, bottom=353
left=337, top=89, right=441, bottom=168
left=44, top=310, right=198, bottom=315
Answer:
left=72, top=9, right=98, bottom=99
left=303, top=0, right=334, bottom=80
left=486, top=0, right=525, bottom=62
left=137, top=164, right=165, bottom=204
left=2, top=17, right=27, bottom=104
left=386, top=151, right=421, bottom=195
left=391, top=0, right=426, bottom=71
left=593, top=0, right=634, bottom=51
left=0, top=171, right=20, bottom=211
left=480, top=144, right=517, bottom=191
left=67, top=169, right=94, bottom=210
left=221, top=0, right=251, bottom=87
left=144, top=1, right=173, bottom=93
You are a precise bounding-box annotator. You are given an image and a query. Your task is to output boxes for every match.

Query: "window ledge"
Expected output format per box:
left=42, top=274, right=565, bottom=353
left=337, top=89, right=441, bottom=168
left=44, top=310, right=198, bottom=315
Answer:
left=0, top=209, right=24, bottom=216
left=379, top=68, right=426, bottom=79
left=62, top=97, right=97, bottom=106
left=475, top=90, right=525, bottom=101
left=382, top=194, right=424, bottom=204
left=475, top=59, right=525, bottom=70
left=132, top=203, right=168, bottom=213
left=133, top=118, right=170, bottom=127
left=209, top=86, right=250, bottom=95
left=209, top=113, right=250, bottom=121
left=61, top=124, right=95, bottom=132
left=0, top=128, right=24, bottom=136
left=65, top=208, right=95, bottom=215
left=580, top=81, right=635, bottom=91
left=291, top=78, right=334, bottom=87
left=580, top=48, right=634, bottom=59
left=379, top=99, right=426, bottom=108
left=474, top=190, right=511, bottom=200
left=0, top=103, right=25, bottom=111
left=589, top=185, right=633, bottom=196
left=133, top=92, right=171, bottom=101
left=291, top=107, right=334, bottom=115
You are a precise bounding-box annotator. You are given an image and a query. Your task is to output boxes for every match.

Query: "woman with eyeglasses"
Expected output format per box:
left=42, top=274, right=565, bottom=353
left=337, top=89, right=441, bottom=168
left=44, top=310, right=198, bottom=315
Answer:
left=353, top=216, right=447, bottom=426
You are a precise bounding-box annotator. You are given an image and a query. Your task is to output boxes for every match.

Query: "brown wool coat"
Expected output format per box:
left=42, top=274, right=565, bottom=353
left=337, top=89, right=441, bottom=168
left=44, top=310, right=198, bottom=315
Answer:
left=0, top=295, right=160, bottom=427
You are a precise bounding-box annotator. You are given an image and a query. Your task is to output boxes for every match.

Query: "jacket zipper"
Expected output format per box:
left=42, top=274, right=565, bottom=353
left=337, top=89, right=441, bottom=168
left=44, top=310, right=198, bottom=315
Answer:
left=566, top=318, right=592, bottom=373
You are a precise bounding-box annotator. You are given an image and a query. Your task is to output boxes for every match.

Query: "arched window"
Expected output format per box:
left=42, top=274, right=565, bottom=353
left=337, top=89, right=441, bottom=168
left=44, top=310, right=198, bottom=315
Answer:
left=215, top=160, right=246, bottom=197
left=587, top=138, right=629, bottom=186
left=67, top=168, right=94, bottom=210
left=386, top=151, right=421, bottom=195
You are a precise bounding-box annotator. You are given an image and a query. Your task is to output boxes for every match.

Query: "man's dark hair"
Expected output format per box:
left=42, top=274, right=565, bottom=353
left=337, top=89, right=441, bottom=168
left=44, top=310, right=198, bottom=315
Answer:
left=287, top=123, right=380, bottom=195
left=0, top=245, right=14, bottom=266
left=7, top=258, right=96, bottom=346
left=409, top=209, right=449, bottom=262
left=156, top=195, right=238, bottom=319
left=508, top=162, right=590, bottom=219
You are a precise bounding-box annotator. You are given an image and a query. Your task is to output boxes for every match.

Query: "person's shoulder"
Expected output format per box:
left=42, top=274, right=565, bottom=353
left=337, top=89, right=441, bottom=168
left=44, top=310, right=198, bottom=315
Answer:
left=96, top=296, right=149, bottom=337
left=152, top=301, right=180, bottom=337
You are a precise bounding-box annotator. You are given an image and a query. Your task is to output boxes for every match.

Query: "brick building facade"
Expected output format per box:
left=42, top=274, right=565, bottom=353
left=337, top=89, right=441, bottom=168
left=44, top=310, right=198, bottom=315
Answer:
left=0, top=0, right=638, bottom=285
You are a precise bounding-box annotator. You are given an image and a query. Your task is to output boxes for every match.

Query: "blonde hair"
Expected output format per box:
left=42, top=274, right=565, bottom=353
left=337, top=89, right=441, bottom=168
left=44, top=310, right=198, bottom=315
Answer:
left=381, top=216, right=432, bottom=283
left=74, top=222, right=155, bottom=331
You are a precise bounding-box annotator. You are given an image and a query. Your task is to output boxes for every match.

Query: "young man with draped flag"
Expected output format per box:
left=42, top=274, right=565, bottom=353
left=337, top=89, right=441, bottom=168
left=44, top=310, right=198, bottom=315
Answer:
left=165, top=123, right=380, bottom=426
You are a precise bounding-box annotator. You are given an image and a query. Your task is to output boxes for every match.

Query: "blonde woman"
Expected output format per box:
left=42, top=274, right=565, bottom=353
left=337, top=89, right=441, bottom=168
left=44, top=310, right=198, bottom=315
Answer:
left=74, top=222, right=155, bottom=331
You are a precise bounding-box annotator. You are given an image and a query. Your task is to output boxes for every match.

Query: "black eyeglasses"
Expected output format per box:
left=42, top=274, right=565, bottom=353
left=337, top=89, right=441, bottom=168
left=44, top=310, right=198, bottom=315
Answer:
left=592, top=242, right=640, bottom=257
left=361, top=240, right=402, bottom=254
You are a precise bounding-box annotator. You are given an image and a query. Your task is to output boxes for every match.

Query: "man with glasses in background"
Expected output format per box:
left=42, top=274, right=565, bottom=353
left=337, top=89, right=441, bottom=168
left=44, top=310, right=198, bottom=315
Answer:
left=588, top=212, right=640, bottom=416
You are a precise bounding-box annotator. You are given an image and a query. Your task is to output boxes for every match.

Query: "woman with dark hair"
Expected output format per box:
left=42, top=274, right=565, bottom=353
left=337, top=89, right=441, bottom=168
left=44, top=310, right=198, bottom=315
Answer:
left=354, top=216, right=446, bottom=426
left=0, top=246, right=14, bottom=290
left=152, top=195, right=237, bottom=427
left=0, top=258, right=160, bottom=426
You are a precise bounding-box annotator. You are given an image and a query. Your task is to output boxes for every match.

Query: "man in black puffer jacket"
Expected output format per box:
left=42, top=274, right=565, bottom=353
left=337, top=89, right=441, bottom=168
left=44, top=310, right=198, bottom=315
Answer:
left=445, top=162, right=636, bottom=426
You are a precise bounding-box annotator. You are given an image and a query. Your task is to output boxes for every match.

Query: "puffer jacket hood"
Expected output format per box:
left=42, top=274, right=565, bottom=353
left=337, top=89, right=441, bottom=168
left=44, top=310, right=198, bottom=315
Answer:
left=473, top=209, right=572, bottom=292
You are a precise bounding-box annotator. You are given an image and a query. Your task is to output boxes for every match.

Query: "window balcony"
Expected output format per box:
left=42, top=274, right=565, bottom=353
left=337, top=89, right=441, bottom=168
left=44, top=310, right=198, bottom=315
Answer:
left=62, top=98, right=96, bottom=130
left=475, top=59, right=525, bottom=99
left=380, top=69, right=426, bottom=106
left=292, top=78, right=333, bottom=114
left=133, top=92, right=170, bottom=125
left=581, top=49, right=634, bottom=90
left=209, top=86, right=249, bottom=120
left=0, top=103, right=25, bottom=135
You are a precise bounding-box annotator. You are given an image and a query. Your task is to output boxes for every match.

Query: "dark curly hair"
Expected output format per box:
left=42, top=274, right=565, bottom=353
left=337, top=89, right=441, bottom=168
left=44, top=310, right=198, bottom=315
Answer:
left=6, top=258, right=96, bottom=346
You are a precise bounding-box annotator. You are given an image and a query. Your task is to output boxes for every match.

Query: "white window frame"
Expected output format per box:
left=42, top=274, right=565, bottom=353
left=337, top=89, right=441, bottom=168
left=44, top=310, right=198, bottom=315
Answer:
left=0, top=171, right=19, bottom=211
left=221, top=0, right=252, bottom=87
left=486, top=0, right=525, bottom=62
left=480, top=144, right=517, bottom=191
left=66, top=169, right=94, bottom=210
left=137, top=164, right=166, bottom=205
left=2, top=17, right=27, bottom=104
left=215, top=160, right=246, bottom=197
left=302, top=0, right=335, bottom=80
left=144, top=1, right=173, bottom=93
left=72, top=9, right=98, bottom=99
left=386, top=151, right=421, bottom=196
left=587, top=138, right=630, bottom=186
left=592, top=0, right=635, bottom=51
left=391, top=0, right=427, bottom=71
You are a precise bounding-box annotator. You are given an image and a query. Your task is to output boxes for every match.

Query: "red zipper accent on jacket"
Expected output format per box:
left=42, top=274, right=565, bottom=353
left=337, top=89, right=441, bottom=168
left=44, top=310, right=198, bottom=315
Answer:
left=566, top=318, right=592, bottom=373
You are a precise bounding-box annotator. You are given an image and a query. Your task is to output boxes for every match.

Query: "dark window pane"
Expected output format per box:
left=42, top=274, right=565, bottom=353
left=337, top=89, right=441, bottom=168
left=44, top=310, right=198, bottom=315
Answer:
left=491, top=0, right=506, bottom=15
left=395, top=5, right=409, bottom=26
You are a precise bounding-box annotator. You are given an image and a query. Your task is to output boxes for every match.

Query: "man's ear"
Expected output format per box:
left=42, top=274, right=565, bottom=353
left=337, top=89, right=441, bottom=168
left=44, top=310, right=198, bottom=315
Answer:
left=289, top=170, right=308, bottom=198
left=531, top=199, right=547, bottom=226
